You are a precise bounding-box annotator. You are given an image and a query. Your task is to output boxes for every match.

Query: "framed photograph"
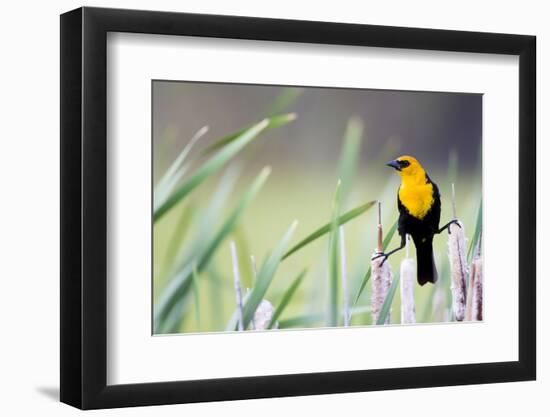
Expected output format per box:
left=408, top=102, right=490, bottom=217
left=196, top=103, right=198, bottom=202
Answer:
left=60, top=6, right=536, bottom=410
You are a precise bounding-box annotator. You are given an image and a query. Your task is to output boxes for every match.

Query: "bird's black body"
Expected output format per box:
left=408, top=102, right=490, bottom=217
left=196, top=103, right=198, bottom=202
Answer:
left=397, top=174, right=441, bottom=285
left=380, top=156, right=459, bottom=286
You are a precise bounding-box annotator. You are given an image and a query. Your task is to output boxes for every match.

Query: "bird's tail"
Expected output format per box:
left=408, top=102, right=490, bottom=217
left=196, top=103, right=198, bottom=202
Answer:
left=413, top=235, right=438, bottom=286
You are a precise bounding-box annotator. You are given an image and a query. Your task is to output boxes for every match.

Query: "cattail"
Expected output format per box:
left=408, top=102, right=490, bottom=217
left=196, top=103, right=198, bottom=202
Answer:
left=466, top=238, right=483, bottom=321
left=371, top=257, right=392, bottom=324
left=230, top=241, right=244, bottom=331
left=400, top=236, right=416, bottom=324
left=376, top=200, right=383, bottom=253
left=252, top=299, right=275, bottom=330
left=448, top=184, right=468, bottom=321
left=465, top=257, right=483, bottom=321
left=371, top=201, right=393, bottom=324
left=339, top=227, right=351, bottom=326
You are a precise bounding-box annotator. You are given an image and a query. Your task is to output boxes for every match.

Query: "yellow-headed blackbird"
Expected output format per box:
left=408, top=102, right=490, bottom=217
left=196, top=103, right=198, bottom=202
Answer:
left=374, top=155, right=459, bottom=285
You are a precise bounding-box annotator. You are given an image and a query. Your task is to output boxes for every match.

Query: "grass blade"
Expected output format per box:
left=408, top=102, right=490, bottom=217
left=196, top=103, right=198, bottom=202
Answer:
left=206, top=264, right=225, bottom=328
left=338, top=117, right=363, bottom=199
left=268, top=269, right=307, bottom=329
left=191, top=164, right=241, bottom=247
left=225, top=292, right=251, bottom=331
left=231, top=225, right=254, bottom=289
left=467, top=199, right=483, bottom=263
left=153, top=167, right=271, bottom=332
left=230, top=241, right=245, bottom=331
left=154, top=119, right=270, bottom=222
left=327, top=182, right=342, bottom=326
left=156, top=126, right=208, bottom=188
left=158, top=296, right=188, bottom=334
left=191, top=264, right=201, bottom=329
left=201, top=113, right=297, bottom=156
left=163, top=165, right=240, bottom=283
left=242, top=220, right=298, bottom=328
left=227, top=221, right=299, bottom=331
left=265, top=88, right=303, bottom=117
left=340, top=227, right=350, bottom=326
left=353, top=220, right=398, bottom=305
left=278, top=313, right=324, bottom=328
left=326, top=118, right=362, bottom=326
left=154, top=126, right=209, bottom=209
left=376, top=273, right=399, bottom=325
left=157, top=205, right=195, bottom=283
left=282, top=201, right=376, bottom=260
left=279, top=307, right=373, bottom=328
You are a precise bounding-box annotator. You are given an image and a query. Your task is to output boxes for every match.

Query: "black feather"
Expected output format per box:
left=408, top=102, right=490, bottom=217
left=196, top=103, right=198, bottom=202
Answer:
left=397, top=174, right=441, bottom=285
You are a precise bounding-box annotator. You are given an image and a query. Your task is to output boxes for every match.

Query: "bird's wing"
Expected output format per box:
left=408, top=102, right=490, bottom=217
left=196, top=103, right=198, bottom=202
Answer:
left=424, top=174, right=441, bottom=231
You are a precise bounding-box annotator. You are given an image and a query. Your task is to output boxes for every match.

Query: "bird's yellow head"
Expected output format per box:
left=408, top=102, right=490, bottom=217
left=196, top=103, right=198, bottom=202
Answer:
left=386, top=155, right=426, bottom=179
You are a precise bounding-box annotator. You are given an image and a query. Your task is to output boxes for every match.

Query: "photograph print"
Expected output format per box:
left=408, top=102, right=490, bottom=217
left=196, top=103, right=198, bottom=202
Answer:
left=152, top=81, right=483, bottom=335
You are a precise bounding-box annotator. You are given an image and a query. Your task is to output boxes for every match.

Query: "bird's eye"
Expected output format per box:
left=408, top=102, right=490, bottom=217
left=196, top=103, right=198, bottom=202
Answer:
left=399, top=160, right=411, bottom=168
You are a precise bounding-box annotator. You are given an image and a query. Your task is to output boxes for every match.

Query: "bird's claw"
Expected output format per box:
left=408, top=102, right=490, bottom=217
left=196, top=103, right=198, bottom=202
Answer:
left=371, top=252, right=389, bottom=265
left=447, top=219, right=461, bottom=234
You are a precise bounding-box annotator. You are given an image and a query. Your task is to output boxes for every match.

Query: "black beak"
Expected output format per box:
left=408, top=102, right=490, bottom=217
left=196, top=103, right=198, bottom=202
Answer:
left=386, top=160, right=401, bottom=171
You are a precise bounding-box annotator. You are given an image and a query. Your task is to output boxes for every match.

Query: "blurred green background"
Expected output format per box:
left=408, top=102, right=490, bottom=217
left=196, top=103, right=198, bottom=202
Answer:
left=152, top=81, right=482, bottom=334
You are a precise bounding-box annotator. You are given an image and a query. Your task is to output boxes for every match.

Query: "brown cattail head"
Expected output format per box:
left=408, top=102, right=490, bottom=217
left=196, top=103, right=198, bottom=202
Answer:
left=400, top=238, right=416, bottom=324
left=371, top=255, right=392, bottom=324
left=448, top=221, right=468, bottom=321
left=466, top=255, right=483, bottom=321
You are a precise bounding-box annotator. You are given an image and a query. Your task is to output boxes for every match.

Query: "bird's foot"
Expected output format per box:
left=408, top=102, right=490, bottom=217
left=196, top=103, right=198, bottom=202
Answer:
left=444, top=219, right=461, bottom=234
left=371, top=252, right=389, bottom=266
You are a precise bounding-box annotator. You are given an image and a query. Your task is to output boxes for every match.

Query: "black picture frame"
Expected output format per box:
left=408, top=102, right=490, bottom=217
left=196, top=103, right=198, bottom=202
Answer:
left=60, top=6, right=536, bottom=410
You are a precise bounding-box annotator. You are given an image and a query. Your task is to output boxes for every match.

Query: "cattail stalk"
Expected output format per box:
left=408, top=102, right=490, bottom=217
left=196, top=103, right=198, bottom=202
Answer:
left=466, top=237, right=483, bottom=321
left=400, top=236, right=416, bottom=324
left=230, top=241, right=245, bottom=331
left=448, top=184, right=468, bottom=321
left=377, top=200, right=383, bottom=252
left=451, top=183, right=457, bottom=219
left=371, top=201, right=392, bottom=324
left=339, top=227, right=351, bottom=326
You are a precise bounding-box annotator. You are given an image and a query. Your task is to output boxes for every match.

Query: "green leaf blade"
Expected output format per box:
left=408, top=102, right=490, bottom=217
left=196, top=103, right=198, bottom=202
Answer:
left=282, top=201, right=376, bottom=260
left=191, top=264, right=201, bottom=329
left=278, top=313, right=324, bottom=328
left=268, top=269, right=307, bottom=329
left=327, top=118, right=363, bottom=327
left=265, top=88, right=303, bottom=117
left=467, top=199, right=483, bottom=263
left=154, top=119, right=270, bottom=222
left=154, top=126, right=209, bottom=208
left=201, top=113, right=297, bottom=156
left=227, top=221, right=298, bottom=331
left=327, top=182, right=342, bottom=327
left=376, top=274, right=399, bottom=325
left=153, top=167, right=271, bottom=332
